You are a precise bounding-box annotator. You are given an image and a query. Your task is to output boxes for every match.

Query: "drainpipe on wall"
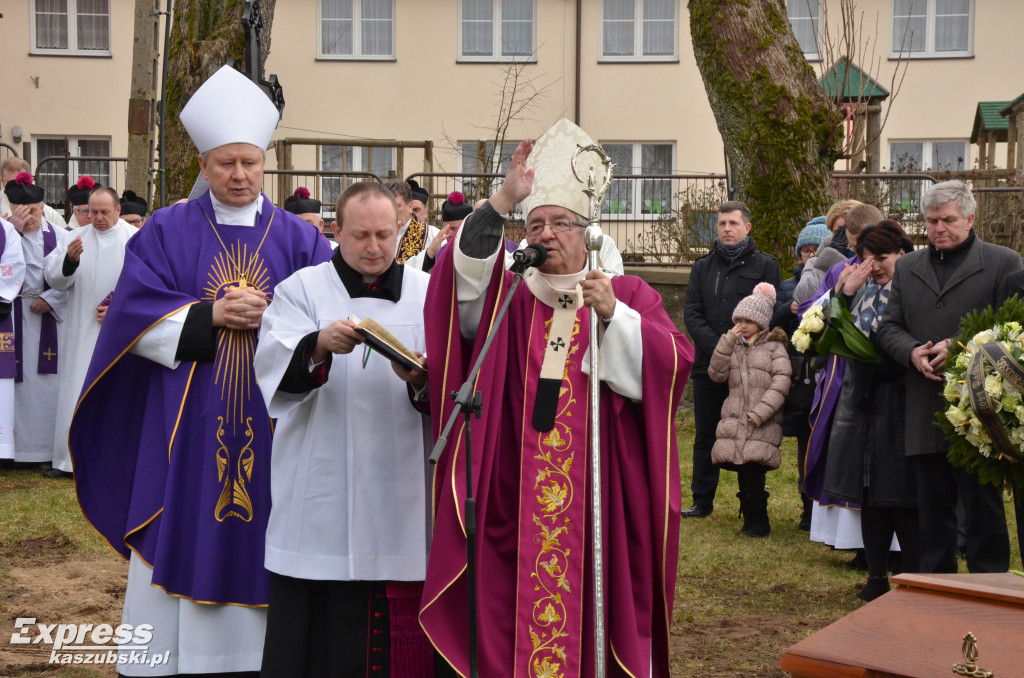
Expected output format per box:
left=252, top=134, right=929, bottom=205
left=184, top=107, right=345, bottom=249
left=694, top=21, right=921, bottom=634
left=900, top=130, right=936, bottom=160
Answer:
left=575, top=0, right=582, bottom=125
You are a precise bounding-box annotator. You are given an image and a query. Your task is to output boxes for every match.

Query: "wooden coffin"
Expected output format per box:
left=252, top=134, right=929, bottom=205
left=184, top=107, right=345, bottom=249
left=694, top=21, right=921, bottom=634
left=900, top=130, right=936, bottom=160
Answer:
left=780, top=572, right=1024, bottom=677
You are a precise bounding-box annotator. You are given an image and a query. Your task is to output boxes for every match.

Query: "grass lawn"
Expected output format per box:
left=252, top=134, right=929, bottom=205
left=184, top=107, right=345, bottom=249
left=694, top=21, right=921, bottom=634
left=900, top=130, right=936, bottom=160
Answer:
left=0, top=409, right=1020, bottom=677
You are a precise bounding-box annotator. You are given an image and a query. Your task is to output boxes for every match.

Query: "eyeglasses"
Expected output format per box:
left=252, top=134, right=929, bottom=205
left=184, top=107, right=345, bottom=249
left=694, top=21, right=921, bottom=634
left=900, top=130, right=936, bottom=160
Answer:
left=525, top=218, right=587, bottom=238
left=72, top=206, right=90, bottom=215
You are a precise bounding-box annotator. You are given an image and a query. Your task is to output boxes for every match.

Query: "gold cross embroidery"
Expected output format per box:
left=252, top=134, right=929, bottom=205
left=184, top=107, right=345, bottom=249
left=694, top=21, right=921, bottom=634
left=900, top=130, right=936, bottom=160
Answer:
left=43, top=348, right=56, bottom=361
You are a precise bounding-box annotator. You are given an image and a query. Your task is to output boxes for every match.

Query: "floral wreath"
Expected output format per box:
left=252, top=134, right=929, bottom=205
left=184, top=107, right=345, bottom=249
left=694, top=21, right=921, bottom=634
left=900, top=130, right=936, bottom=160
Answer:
left=938, top=295, right=1024, bottom=491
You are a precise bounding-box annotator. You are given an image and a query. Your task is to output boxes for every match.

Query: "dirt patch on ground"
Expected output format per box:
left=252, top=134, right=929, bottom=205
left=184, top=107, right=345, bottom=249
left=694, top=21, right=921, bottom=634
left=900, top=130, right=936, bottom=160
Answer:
left=1, top=557, right=126, bottom=677
left=5, top=536, right=78, bottom=569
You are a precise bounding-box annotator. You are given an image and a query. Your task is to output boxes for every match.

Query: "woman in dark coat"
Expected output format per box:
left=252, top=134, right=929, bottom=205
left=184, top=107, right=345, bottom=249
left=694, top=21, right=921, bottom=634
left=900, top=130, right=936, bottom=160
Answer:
left=823, top=221, right=920, bottom=601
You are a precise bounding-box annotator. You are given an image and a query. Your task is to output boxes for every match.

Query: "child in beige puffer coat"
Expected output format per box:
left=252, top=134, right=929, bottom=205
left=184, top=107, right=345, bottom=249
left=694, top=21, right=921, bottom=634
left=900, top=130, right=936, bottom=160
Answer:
left=708, top=282, right=791, bottom=537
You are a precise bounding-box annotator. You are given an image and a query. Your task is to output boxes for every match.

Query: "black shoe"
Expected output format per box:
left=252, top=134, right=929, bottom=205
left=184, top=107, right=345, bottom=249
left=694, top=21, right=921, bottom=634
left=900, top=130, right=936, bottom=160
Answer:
left=856, top=576, right=890, bottom=602
left=681, top=504, right=712, bottom=518
left=841, top=549, right=868, bottom=571
left=43, top=468, right=73, bottom=479
left=798, top=496, right=812, bottom=531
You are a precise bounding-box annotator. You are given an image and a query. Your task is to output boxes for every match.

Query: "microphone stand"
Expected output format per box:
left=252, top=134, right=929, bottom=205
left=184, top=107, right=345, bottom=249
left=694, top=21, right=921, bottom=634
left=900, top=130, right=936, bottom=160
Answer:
left=429, top=257, right=536, bottom=678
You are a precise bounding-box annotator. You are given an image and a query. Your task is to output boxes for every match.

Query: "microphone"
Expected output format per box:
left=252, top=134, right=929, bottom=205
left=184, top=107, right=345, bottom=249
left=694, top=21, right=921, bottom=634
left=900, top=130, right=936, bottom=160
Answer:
left=511, top=243, right=548, bottom=270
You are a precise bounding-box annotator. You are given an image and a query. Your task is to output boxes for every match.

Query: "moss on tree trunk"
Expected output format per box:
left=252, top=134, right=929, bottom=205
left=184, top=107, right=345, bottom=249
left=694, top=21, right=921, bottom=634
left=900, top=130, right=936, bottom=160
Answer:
left=164, top=0, right=277, bottom=204
left=689, top=0, right=843, bottom=267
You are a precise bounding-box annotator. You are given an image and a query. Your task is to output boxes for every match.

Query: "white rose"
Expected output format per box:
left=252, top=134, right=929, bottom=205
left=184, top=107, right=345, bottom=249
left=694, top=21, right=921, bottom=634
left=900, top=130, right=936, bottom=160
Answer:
left=946, top=406, right=969, bottom=428
left=973, top=329, right=996, bottom=346
left=984, top=374, right=1002, bottom=399
left=804, top=316, right=825, bottom=334
left=792, top=330, right=812, bottom=353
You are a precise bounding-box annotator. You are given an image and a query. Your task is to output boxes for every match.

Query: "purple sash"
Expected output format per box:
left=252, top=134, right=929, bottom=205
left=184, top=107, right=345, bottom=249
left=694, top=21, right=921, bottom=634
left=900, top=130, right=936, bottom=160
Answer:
left=13, top=222, right=59, bottom=382
left=0, top=228, right=14, bottom=379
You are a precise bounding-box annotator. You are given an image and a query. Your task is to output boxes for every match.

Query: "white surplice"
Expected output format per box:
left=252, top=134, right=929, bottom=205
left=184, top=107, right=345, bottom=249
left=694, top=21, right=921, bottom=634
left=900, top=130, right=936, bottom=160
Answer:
left=255, top=260, right=432, bottom=581
left=12, top=222, right=70, bottom=462
left=45, top=220, right=137, bottom=472
left=0, top=217, right=26, bottom=460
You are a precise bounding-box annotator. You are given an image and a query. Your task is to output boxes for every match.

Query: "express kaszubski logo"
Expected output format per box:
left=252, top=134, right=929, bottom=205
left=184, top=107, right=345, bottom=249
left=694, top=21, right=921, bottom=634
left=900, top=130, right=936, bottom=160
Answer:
left=10, top=617, right=170, bottom=668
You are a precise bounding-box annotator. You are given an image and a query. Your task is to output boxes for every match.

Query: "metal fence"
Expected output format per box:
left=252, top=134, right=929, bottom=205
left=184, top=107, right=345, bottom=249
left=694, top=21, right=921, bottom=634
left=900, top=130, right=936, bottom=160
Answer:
left=263, top=169, right=382, bottom=218
left=35, top=155, right=129, bottom=219
left=406, top=171, right=730, bottom=263
left=26, top=156, right=1023, bottom=263
left=0, top=143, right=18, bottom=165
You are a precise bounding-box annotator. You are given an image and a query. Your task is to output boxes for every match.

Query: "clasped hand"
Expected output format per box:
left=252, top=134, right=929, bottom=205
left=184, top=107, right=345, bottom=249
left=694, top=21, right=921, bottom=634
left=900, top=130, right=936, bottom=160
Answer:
left=910, top=339, right=950, bottom=382
left=212, top=286, right=267, bottom=330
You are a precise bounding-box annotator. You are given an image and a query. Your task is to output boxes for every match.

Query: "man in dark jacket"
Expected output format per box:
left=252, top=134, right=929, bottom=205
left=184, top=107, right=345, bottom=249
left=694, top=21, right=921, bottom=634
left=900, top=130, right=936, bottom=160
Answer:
left=878, top=180, right=1021, bottom=573
left=683, top=201, right=781, bottom=517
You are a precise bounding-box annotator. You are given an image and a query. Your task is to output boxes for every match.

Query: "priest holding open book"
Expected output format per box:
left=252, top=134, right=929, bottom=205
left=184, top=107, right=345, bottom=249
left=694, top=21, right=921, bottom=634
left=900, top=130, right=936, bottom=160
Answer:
left=254, top=180, right=434, bottom=677
left=421, top=119, right=695, bottom=678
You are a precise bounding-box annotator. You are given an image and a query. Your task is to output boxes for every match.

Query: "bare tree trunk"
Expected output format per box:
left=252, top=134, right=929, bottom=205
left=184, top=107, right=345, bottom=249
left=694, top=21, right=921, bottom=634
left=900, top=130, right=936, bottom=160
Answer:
left=689, top=0, right=843, bottom=262
left=163, top=0, right=277, bottom=203
left=127, top=0, right=160, bottom=203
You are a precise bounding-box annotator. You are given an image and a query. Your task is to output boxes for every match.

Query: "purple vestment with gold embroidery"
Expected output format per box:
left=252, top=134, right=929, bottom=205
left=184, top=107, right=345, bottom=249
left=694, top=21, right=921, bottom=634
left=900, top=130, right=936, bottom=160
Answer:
left=69, top=193, right=332, bottom=606
left=421, top=246, right=693, bottom=678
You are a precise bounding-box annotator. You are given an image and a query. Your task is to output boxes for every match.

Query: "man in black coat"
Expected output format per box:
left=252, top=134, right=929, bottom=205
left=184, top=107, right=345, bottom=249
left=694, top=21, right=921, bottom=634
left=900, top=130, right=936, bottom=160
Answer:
left=682, top=201, right=781, bottom=517
left=878, top=180, right=1022, bottom=573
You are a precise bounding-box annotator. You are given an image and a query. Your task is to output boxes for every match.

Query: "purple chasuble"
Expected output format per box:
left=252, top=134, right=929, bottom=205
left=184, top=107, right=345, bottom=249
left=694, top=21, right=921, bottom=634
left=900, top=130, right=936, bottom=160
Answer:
left=12, top=222, right=59, bottom=382
left=69, top=193, right=332, bottom=606
left=421, top=245, right=694, bottom=678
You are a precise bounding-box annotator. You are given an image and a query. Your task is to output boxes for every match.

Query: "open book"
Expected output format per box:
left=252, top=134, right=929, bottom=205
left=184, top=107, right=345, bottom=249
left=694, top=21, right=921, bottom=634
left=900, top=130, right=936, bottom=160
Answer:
left=350, top=315, right=426, bottom=373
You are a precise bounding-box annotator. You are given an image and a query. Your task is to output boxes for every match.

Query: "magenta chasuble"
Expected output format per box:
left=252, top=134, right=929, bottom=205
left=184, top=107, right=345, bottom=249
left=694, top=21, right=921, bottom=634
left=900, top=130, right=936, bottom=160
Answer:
left=421, top=245, right=694, bottom=678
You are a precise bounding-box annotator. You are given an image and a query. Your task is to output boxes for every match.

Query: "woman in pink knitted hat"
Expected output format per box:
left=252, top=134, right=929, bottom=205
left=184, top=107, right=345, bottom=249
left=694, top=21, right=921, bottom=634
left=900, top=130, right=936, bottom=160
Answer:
left=708, top=282, right=791, bottom=537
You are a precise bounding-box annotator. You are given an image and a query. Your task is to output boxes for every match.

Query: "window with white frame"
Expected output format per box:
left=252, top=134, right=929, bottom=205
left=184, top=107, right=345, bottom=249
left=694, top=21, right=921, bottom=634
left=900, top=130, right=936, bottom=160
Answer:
left=459, top=141, right=518, bottom=197
left=600, top=143, right=674, bottom=217
left=320, top=0, right=394, bottom=59
left=31, top=0, right=111, bottom=55
left=787, top=0, right=820, bottom=60
left=318, top=145, right=394, bottom=213
left=460, top=0, right=535, bottom=61
left=888, top=139, right=968, bottom=212
left=35, top=137, right=111, bottom=207
left=891, top=0, right=972, bottom=58
left=601, top=0, right=677, bottom=61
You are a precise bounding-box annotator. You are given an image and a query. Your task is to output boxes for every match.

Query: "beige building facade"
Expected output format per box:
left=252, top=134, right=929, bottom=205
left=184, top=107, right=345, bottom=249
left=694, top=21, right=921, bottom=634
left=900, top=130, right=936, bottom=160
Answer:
left=1, top=0, right=1020, bottom=213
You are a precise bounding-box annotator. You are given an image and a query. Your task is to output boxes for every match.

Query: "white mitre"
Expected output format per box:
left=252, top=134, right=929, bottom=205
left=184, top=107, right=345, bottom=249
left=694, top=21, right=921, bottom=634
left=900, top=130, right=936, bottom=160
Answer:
left=181, top=65, right=279, bottom=153
left=521, top=118, right=610, bottom=220
left=180, top=65, right=280, bottom=199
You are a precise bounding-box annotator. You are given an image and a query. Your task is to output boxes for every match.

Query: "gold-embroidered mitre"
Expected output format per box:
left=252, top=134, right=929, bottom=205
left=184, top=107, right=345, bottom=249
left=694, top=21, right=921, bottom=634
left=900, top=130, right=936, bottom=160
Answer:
left=521, top=118, right=609, bottom=221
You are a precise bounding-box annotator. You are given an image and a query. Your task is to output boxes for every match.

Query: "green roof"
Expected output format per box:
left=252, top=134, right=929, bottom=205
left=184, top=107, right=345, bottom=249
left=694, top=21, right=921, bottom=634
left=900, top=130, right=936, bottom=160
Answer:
left=971, top=101, right=1010, bottom=143
left=818, top=58, right=890, bottom=102
left=1000, top=92, right=1024, bottom=117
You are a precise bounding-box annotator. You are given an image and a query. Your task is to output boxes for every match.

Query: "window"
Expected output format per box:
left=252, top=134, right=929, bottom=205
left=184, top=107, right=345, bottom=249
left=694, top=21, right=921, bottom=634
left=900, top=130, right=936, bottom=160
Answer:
left=34, top=137, right=111, bottom=207
left=787, top=0, right=820, bottom=60
left=888, top=139, right=967, bottom=212
left=601, top=0, right=677, bottom=61
left=460, top=0, right=535, bottom=61
left=600, top=143, right=674, bottom=217
left=318, top=144, right=394, bottom=214
left=459, top=141, right=518, bottom=198
left=31, top=0, right=111, bottom=56
left=319, top=0, right=394, bottom=59
left=891, top=0, right=972, bottom=58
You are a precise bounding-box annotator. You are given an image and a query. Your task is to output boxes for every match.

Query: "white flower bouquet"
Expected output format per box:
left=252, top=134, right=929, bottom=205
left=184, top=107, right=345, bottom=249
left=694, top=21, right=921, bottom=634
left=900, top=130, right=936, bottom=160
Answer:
left=791, top=297, right=880, bottom=364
